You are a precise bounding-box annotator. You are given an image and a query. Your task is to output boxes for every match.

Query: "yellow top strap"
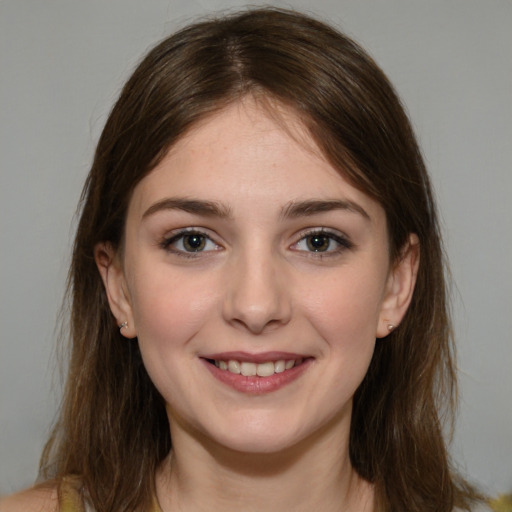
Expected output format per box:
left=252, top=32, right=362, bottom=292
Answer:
left=57, top=475, right=163, bottom=512
left=58, top=475, right=86, bottom=512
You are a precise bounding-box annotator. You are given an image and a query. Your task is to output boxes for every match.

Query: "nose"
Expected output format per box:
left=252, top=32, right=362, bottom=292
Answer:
left=222, top=248, right=292, bottom=334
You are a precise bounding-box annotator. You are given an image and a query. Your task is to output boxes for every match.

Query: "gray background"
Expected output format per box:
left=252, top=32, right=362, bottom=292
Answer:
left=1, top=0, right=511, bottom=497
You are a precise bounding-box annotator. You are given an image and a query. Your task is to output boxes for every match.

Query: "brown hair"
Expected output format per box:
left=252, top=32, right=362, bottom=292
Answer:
left=40, top=8, right=481, bottom=511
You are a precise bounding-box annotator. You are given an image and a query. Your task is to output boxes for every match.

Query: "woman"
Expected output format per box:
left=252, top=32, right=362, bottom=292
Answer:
left=1, top=8, right=486, bottom=512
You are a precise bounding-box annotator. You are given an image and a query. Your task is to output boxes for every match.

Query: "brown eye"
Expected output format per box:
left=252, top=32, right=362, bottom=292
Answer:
left=183, top=234, right=206, bottom=252
left=292, top=230, right=353, bottom=256
left=306, top=234, right=331, bottom=252
left=161, top=230, right=220, bottom=255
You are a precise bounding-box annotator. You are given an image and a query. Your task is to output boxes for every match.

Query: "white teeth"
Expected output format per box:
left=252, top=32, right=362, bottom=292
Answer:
left=256, top=361, right=275, bottom=377
left=214, top=358, right=303, bottom=376
left=227, top=360, right=241, bottom=374
left=274, top=360, right=285, bottom=373
left=240, top=362, right=257, bottom=376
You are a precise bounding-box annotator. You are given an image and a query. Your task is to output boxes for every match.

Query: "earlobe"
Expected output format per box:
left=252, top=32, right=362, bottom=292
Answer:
left=94, top=242, right=137, bottom=338
left=376, top=234, right=420, bottom=338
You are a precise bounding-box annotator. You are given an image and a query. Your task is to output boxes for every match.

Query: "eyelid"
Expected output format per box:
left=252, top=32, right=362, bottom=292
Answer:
left=158, top=226, right=352, bottom=259
left=159, top=227, right=223, bottom=256
left=290, top=227, right=354, bottom=255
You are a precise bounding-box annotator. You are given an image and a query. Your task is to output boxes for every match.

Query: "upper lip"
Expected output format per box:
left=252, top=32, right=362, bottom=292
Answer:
left=201, top=351, right=310, bottom=363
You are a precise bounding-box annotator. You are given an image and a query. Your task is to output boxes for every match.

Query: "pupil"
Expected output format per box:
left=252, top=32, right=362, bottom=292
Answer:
left=308, top=235, right=329, bottom=252
left=184, top=234, right=205, bottom=251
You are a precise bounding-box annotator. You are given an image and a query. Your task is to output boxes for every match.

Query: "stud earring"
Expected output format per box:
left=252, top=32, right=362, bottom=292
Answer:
left=119, top=321, right=128, bottom=332
left=387, top=323, right=396, bottom=332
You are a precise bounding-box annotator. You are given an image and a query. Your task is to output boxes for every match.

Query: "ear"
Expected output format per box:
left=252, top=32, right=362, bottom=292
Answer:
left=94, top=242, right=137, bottom=339
left=376, top=234, right=420, bottom=338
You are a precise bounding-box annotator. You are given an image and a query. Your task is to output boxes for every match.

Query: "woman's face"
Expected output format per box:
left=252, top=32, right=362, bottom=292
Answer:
left=101, top=100, right=416, bottom=454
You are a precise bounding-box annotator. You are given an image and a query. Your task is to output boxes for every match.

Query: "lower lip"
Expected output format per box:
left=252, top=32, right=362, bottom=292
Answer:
left=202, top=359, right=312, bottom=395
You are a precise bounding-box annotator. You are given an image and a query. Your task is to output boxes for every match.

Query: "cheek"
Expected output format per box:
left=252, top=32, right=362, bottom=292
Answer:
left=301, top=268, right=385, bottom=350
left=128, top=266, right=218, bottom=351
left=127, top=266, right=221, bottom=405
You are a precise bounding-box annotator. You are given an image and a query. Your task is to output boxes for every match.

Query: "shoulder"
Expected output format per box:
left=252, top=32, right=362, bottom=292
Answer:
left=0, top=483, right=59, bottom=512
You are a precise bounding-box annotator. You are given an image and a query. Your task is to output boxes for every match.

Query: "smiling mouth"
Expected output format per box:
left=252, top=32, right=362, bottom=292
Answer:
left=206, top=358, right=304, bottom=377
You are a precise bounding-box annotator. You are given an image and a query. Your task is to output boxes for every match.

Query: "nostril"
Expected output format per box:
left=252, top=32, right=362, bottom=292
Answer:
left=231, top=316, right=286, bottom=335
left=222, top=262, right=292, bottom=333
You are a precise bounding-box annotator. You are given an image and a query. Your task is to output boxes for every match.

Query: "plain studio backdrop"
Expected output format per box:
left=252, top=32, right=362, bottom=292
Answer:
left=1, top=0, right=511, bottom=497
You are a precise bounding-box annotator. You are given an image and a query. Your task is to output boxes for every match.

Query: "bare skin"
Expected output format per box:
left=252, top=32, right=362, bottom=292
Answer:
left=3, top=99, right=418, bottom=512
left=0, top=484, right=58, bottom=512
left=154, top=405, right=375, bottom=512
left=98, top=99, right=417, bottom=512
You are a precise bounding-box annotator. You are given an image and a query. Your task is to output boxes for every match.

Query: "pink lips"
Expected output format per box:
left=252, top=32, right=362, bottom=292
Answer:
left=202, top=351, right=307, bottom=363
left=201, top=352, right=312, bottom=395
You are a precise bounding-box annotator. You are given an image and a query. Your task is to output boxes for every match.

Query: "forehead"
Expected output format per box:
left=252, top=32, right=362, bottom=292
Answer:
left=129, top=99, right=383, bottom=222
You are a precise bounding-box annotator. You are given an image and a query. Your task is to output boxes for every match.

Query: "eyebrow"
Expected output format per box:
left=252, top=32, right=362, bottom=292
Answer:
left=142, top=197, right=370, bottom=221
left=142, top=197, right=232, bottom=219
left=281, top=199, right=370, bottom=221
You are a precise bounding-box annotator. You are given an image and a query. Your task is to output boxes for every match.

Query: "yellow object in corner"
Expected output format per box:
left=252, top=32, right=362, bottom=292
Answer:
left=489, top=494, right=512, bottom=512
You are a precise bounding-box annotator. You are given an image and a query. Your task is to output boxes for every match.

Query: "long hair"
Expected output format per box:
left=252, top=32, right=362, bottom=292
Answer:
left=40, top=8, right=480, bottom=511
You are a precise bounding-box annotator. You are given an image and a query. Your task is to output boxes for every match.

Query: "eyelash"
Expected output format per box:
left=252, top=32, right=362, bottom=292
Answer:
left=159, top=228, right=353, bottom=258
left=159, top=229, right=221, bottom=258
left=291, top=228, right=353, bottom=258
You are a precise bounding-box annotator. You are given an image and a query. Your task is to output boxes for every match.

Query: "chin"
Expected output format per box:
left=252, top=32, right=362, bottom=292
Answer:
left=220, top=431, right=299, bottom=455
left=196, top=409, right=329, bottom=457
left=209, top=434, right=302, bottom=458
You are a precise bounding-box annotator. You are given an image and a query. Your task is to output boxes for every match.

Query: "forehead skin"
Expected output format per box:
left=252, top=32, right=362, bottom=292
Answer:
left=127, top=99, right=388, bottom=250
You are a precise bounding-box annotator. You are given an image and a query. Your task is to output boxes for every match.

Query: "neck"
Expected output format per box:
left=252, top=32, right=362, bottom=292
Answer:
left=155, top=414, right=374, bottom=512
